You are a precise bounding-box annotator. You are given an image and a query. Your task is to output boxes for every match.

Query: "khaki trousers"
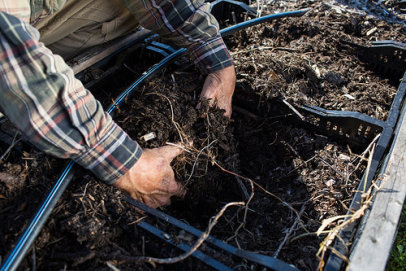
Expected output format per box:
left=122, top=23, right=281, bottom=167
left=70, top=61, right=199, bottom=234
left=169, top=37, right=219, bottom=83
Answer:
left=34, top=0, right=139, bottom=59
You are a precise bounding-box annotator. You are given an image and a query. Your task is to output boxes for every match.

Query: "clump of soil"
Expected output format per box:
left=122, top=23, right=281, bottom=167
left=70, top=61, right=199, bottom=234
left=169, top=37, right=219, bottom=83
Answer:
left=1, top=1, right=405, bottom=271
left=116, top=73, right=239, bottom=202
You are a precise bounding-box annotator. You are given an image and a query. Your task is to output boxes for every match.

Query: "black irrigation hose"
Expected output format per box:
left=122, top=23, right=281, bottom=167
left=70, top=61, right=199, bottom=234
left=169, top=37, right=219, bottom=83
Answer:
left=0, top=161, right=76, bottom=271
left=0, top=49, right=185, bottom=271
left=220, top=8, right=310, bottom=37
left=1, top=8, right=310, bottom=271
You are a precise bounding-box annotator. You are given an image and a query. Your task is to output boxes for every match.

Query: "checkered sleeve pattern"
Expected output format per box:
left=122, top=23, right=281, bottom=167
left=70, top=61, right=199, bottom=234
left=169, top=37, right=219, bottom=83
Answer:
left=0, top=12, right=142, bottom=184
left=121, top=0, right=234, bottom=73
left=0, top=0, right=30, bottom=23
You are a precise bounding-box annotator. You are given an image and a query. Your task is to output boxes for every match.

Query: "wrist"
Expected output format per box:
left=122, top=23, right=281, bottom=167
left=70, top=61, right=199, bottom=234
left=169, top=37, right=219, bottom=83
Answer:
left=190, top=36, right=234, bottom=74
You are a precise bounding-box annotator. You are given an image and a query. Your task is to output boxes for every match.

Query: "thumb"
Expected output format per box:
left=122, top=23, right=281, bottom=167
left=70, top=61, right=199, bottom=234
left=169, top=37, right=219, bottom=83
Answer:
left=159, top=144, right=184, bottom=161
left=201, top=73, right=220, bottom=100
left=169, top=180, right=186, bottom=197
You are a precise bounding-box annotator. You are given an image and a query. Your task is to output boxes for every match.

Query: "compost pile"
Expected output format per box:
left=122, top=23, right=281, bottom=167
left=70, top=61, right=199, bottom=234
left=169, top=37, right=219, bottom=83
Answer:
left=1, top=1, right=405, bottom=270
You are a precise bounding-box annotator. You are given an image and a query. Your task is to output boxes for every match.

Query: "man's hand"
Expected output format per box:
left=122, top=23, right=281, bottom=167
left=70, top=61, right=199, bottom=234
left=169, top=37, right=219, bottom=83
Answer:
left=199, top=65, right=236, bottom=118
left=114, top=145, right=185, bottom=208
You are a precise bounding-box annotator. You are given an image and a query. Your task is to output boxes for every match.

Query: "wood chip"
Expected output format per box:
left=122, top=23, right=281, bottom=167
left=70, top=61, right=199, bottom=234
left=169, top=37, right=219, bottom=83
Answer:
left=106, top=261, right=121, bottom=271
left=343, top=94, right=356, bottom=100
left=140, top=132, right=156, bottom=142
left=325, top=179, right=336, bottom=187
left=366, top=27, right=377, bottom=36
left=339, top=154, right=351, bottom=161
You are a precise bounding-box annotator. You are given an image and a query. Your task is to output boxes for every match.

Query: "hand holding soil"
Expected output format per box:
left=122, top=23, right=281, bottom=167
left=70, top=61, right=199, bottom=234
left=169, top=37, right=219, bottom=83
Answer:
left=113, top=145, right=185, bottom=208
left=199, top=65, right=236, bottom=117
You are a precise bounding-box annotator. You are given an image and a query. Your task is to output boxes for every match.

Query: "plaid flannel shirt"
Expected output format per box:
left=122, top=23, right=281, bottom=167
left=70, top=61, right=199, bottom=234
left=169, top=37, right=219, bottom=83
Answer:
left=0, top=0, right=233, bottom=183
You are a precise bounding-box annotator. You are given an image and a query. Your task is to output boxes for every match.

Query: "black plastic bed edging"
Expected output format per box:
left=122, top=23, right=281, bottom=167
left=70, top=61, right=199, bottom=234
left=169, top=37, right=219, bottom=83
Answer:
left=125, top=196, right=301, bottom=271
left=297, top=50, right=406, bottom=270
left=138, top=221, right=234, bottom=271
left=0, top=9, right=311, bottom=271
left=324, top=57, right=406, bottom=270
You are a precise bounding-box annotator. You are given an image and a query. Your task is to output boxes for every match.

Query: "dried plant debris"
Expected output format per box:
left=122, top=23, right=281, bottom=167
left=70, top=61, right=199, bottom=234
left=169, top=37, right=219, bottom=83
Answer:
left=1, top=1, right=405, bottom=270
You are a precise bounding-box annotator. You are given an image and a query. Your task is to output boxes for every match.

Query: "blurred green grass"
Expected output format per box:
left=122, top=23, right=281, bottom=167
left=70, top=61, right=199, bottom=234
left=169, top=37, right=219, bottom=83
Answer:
left=386, top=203, right=406, bottom=270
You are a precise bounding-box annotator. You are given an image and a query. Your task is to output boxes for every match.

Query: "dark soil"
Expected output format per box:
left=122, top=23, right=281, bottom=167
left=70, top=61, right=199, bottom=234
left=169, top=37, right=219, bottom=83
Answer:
left=1, top=1, right=405, bottom=271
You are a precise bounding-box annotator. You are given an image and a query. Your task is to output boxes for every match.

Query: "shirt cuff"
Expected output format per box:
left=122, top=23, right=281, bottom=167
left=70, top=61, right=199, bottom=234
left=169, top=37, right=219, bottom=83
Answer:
left=73, top=122, right=142, bottom=184
left=189, top=36, right=234, bottom=74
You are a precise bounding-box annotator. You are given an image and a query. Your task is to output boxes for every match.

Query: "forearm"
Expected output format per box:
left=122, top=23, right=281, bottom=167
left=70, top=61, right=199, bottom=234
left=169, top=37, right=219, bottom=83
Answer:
left=120, top=0, right=234, bottom=73
left=0, top=11, right=141, bottom=184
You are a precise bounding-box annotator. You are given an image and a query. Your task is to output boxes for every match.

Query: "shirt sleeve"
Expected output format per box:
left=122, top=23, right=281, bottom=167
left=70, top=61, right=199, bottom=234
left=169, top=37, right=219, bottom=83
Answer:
left=120, top=0, right=234, bottom=73
left=0, top=11, right=142, bottom=184
left=0, top=0, right=30, bottom=24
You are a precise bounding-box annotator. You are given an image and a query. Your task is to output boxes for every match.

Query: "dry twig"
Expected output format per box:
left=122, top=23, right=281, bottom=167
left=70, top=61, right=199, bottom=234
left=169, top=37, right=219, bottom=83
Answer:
left=316, top=143, right=380, bottom=270
left=147, top=92, right=187, bottom=144
left=273, top=202, right=308, bottom=258
left=185, top=140, right=218, bottom=183
left=235, top=176, right=250, bottom=200
left=0, top=131, right=21, bottom=162
left=213, top=160, right=309, bottom=232
left=104, top=202, right=244, bottom=265
left=226, top=181, right=255, bottom=242
left=282, top=99, right=305, bottom=121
